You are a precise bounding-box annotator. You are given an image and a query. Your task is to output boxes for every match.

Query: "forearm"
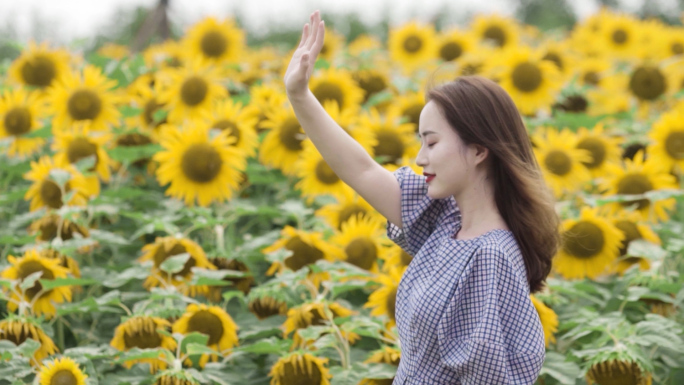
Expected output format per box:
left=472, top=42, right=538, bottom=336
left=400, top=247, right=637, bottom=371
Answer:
left=288, top=90, right=376, bottom=188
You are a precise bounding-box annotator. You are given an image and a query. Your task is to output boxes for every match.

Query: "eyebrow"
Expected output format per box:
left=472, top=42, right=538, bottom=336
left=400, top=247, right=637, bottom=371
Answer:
left=419, top=131, right=437, bottom=139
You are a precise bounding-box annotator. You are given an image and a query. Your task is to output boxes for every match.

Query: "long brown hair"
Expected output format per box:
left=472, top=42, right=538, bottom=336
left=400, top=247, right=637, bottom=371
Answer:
left=426, top=75, right=560, bottom=293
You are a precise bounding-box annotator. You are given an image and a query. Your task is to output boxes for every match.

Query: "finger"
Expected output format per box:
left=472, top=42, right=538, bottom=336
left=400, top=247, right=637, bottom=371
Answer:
left=311, top=21, right=326, bottom=57
left=307, top=11, right=321, bottom=49
left=300, top=53, right=310, bottom=74
left=298, top=23, right=309, bottom=48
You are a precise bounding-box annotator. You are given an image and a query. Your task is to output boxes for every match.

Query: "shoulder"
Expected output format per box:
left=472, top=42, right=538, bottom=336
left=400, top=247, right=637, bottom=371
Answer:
left=469, top=231, right=529, bottom=293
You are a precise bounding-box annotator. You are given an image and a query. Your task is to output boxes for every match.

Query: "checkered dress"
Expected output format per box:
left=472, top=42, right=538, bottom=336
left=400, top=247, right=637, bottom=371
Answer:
left=386, top=166, right=546, bottom=385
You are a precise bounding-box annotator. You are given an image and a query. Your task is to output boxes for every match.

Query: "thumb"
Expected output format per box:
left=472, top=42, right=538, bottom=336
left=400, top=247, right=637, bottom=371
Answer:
left=300, top=53, right=310, bottom=75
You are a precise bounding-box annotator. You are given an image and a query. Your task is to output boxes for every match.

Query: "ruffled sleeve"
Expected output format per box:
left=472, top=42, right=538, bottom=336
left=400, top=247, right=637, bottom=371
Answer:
left=436, top=242, right=546, bottom=385
left=386, top=166, right=453, bottom=257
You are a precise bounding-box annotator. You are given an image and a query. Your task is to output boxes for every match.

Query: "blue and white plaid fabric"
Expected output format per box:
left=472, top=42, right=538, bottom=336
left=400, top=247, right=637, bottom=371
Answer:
left=386, top=166, right=546, bottom=385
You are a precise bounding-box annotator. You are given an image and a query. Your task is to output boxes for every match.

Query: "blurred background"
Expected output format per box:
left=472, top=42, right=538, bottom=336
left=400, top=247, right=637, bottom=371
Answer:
left=1, top=0, right=683, bottom=57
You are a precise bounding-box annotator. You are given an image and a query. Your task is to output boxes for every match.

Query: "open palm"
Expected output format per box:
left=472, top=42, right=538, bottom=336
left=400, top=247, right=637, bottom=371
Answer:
left=284, top=11, right=325, bottom=97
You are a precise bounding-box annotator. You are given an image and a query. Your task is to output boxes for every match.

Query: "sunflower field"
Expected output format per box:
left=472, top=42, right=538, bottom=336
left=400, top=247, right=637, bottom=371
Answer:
left=1, top=7, right=684, bottom=385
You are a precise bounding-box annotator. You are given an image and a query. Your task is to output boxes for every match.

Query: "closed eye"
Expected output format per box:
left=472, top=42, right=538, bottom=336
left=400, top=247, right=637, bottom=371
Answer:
left=427, top=143, right=435, bottom=148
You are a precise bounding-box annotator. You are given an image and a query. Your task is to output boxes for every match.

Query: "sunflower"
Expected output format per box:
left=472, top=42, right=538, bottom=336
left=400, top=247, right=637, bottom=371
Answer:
left=530, top=295, right=558, bottom=347
left=360, top=108, right=420, bottom=171
left=600, top=150, right=678, bottom=223
left=586, top=360, right=652, bottom=385
left=263, top=226, right=340, bottom=287
left=96, top=43, right=129, bottom=60
left=493, top=47, right=563, bottom=115
left=364, top=266, right=405, bottom=327
left=436, top=29, right=475, bottom=63
left=205, top=257, right=254, bottom=302
left=348, top=34, right=383, bottom=56
left=532, top=127, right=593, bottom=198
left=46, top=65, right=120, bottom=131
left=454, top=49, right=495, bottom=78
left=0, top=316, right=58, bottom=363
left=388, top=21, right=437, bottom=73
left=648, top=107, right=684, bottom=173
left=125, top=74, right=167, bottom=138
left=243, top=84, right=288, bottom=133
left=539, top=40, right=577, bottom=81
left=576, top=57, right=612, bottom=88
left=39, top=248, right=81, bottom=279
left=607, top=209, right=661, bottom=275
left=574, top=123, right=623, bottom=179
left=157, top=60, right=227, bottom=124
left=626, top=63, right=670, bottom=104
left=1, top=249, right=72, bottom=319
left=329, top=215, right=388, bottom=274
left=247, top=295, right=289, bottom=320
left=352, top=69, right=391, bottom=106
left=359, top=346, right=401, bottom=385
left=206, top=99, right=259, bottom=158
left=471, top=14, right=520, bottom=49
left=110, top=315, right=177, bottom=373
left=661, top=27, right=684, bottom=59
left=553, top=206, right=624, bottom=280
left=380, top=244, right=414, bottom=271
left=29, top=213, right=90, bottom=244
left=154, top=372, right=200, bottom=385
left=52, top=121, right=114, bottom=182
left=317, top=26, right=345, bottom=62
left=153, top=120, right=246, bottom=206
left=598, top=12, right=644, bottom=59
left=139, top=236, right=215, bottom=296
left=184, top=17, right=245, bottom=65
left=8, top=41, right=71, bottom=90
left=269, top=352, right=332, bottom=385
left=386, top=92, right=424, bottom=134
left=0, top=88, right=47, bottom=158
left=294, top=140, right=354, bottom=205
left=23, top=155, right=100, bottom=211
left=259, top=106, right=308, bottom=176
left=310, top=68, right=364, bottom=113
left=321, top=100, right=377, bottom=153
left=144, top=40, right=186, bottom=69
left=315, top=187, right=384, bottom=232
left=37, top=356, right=88, bottom=385
left=282, top=301, right=359, bottom=350
left=173, top=303, right=239, bottom=367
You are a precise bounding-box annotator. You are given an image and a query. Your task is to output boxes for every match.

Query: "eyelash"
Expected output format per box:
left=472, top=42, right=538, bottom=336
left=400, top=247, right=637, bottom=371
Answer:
left=427, top=143, right=435, bottom=148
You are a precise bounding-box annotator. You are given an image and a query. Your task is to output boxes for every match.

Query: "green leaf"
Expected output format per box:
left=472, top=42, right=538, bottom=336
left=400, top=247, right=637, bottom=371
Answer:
left=180, top=332, right=209, bottom=355
left=539, top=351, right=581, bottom=385
left=103, top=265, right=150, bottom=288
left=23, top=124, right=52, bottom=138
left=115, top=348, right=174, bottom=364
left=19, top=271, right=42, bottom=291
left=39, top=277, right=97, bottom=291
left=17, top=338, right=40, bottom=358
left=49, top=168, right=72, bottom=188
left=153, top=109, right=168, bottom=123
left=120, top=105, right=143, bottom=118
left=107, top=143, right=162, bottom=163
left=232, top=337, right=292, bottom=354
left=89, top=229, right=130, bottom=245
left=159, top=253, right=191, bottom=275
left=185, top=343, right=219, bottom=356
left=0, top=234, right=38, bottom=246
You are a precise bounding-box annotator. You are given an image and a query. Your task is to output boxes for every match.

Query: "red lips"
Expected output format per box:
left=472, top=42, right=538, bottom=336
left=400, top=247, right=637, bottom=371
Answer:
left=423, top=172, right=435, bottom=183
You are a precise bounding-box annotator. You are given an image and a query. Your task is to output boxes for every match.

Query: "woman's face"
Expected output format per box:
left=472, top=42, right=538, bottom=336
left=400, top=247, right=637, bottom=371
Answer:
left=415, top=101, right=484, bottom=200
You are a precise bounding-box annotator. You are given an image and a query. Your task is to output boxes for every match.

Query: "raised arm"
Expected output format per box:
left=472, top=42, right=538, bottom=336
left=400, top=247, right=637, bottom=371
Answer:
left=284, top=11, right=403, bottom=228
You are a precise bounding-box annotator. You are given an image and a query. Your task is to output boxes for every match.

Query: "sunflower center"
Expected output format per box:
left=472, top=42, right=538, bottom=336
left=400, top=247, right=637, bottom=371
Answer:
left=337, top=207, right=368, bottom=231
left=402, top=35, right=423, bottom=53
left=4, top=107, right=32, bottom=136
left=373, top=130, right=405, bottom=165
left=50, top=370, right=78, bottom=385
left=556, top=95, right=588, bottom=113
left=483, top=26, right=506, bottom=47
left=611, top=29, right=628, bottom=45
left=283, top=236, right=324, bottom=271
left=672, top=42, right=684, bottom=55
left=511, top=62, right=542, bottom=93
left=616, top=173, right=653, bottom=210
left=664, top=131, right=684, bottom=160
left=212, top=119, right=241, bottom=146
left=18, top=260, right=54, bottom=299
left=181, top=76, right=209, bottom=106
left=40, top=180, right=64, bottom=209
left=187, top=310, right=224, bottom=345
left=180, top=143, right=223, bottom=183
left=0, top=325, right=29, bottom=345
left=20, top=54, right=57, bottom=87
left=576, top=137, right=606, bottom=168
left=123, top=325, right=162, bottom=349
left=542, top=52, right=563, bottom=71
left=439, top=42, right=463, bottom=62
left=278, top=117, right=306, bottom=151
left=116, top=133, right=152, bottom=147
left=400, top=250, right=413, bottom=267
left=143, top=98, right=165, bottom=126
left=67, top=89, right=102, bottom=120
left=587, top=361, right=646, bottom=385
left=200, top=31, right=228, bottom=58
left=315, top=160, right=339, bottom=185
left=629, top=66, right=666, bottom=101
left=403, top=104, right=423, bottom=131
left=562, top=221, right=605, bottom=259
left=544, top=150, right=572, bottom=176
left=152, top=243, right=196, bottom=277
left=614, top=220, right=642, bottom=256
left=383, top=288, right=397, bottom=323
left=66, top=137, right=99, bottom=168
left=356, top=74, right=387, bottom=101
left=461, top=62, right=483, bottom=76
left=312, top=82, right=345, bottom=110
left=281, top=357, right=323, bottom=385
left=583, top=71, right=600, bottom=86
left=248, top=296, right=285, bottom=319
left=345, top=237, right=377, bottom=270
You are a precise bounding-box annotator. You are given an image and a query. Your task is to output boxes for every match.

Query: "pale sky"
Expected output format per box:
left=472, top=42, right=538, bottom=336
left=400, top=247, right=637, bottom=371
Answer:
left=0, top=0, right=661, bottom=45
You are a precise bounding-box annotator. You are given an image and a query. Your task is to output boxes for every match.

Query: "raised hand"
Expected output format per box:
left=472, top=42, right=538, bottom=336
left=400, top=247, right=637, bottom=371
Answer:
left=284, top=10, right=325, bottom=98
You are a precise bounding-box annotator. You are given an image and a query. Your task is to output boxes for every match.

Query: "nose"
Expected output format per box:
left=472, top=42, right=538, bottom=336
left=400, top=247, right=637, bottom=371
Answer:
left=416, top=144, right=428, bottom=168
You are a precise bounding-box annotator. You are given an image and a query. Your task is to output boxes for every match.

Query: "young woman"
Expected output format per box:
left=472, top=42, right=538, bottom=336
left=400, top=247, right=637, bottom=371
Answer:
left=284, top=11, right=560, bottom=385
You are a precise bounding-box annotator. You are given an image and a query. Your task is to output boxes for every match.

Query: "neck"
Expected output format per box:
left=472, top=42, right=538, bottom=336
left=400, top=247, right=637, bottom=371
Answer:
left=453, top=175, right=507, bottom=239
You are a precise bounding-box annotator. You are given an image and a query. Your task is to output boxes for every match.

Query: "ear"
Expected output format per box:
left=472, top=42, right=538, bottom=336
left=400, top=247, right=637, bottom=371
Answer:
left=472, top=144, right=489, bottom=166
